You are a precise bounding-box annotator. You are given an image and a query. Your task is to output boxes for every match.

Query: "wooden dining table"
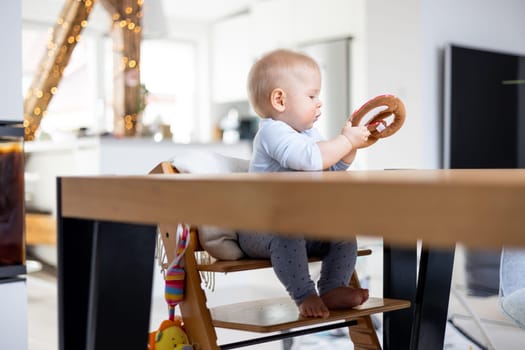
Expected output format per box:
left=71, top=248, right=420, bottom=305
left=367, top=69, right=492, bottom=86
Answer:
left=56, top=169, right=525, bottom=350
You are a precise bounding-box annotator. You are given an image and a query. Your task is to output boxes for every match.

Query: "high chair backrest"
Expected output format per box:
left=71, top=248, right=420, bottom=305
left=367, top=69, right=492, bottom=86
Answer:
left=150, top=151, right=250, bottom=263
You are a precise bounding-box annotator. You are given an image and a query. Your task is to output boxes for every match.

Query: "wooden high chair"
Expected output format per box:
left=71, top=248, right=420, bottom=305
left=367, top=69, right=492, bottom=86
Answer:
left=150, top=161, right=410, bottom=350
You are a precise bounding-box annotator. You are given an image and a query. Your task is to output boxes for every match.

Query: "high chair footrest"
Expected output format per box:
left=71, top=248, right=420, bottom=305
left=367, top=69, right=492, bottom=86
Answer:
left=210, top=296, right=410, bottom=333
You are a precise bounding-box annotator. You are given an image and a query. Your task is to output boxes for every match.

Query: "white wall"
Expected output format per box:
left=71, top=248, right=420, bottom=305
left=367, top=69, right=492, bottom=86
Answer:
left=0, top=2, right=23, bottom=122
left=421, top=0, right=525, bottom=169
left=362, top=0, right=423, bottom=170
left=360, top=0, right=525, bottom=170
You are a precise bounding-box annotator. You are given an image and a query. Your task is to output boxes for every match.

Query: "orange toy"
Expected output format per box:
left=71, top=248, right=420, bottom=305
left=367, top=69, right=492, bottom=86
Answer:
left=351, top=94, right=406, bottom=147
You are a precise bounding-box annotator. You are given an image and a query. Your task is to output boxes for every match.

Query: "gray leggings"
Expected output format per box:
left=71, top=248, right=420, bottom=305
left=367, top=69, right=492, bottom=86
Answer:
left=238, top=231, right=357, bottom=305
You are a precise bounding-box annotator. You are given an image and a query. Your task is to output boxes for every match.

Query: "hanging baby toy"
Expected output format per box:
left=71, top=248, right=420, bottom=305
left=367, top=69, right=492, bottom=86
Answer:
left=148, top=224, right=193, bottom=350
left=165, top=224, right=191, bottom=321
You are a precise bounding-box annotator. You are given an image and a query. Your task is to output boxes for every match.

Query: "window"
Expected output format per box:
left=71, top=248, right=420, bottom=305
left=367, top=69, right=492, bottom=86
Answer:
left=23, top=25, right=198, bottom=142
left=140, top=39, right=197, bottom=142
left=22, top=26, right=101, bottom=137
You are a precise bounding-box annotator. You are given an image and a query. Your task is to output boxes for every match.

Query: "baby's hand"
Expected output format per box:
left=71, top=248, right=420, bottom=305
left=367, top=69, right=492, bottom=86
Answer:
left=341, top=121, right=370, bottom=149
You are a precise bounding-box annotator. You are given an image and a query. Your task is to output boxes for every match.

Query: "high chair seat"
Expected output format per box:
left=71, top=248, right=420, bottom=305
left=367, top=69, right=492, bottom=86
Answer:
left=198, top=249, right=372, bottom=272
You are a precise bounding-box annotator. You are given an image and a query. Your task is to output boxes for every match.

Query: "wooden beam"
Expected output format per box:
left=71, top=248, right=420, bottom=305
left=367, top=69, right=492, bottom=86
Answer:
left=100, top=0, right=143, bottom=137
left=23, top=0, right=94, bottom=141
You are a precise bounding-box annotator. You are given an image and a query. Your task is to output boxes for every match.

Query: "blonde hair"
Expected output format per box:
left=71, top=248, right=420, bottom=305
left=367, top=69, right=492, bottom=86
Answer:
left=247, top=49, right=320, bottom=118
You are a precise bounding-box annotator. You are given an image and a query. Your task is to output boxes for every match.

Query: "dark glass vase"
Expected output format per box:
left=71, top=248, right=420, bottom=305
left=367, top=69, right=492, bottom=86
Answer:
left=0, top=136, right=25, bottom=267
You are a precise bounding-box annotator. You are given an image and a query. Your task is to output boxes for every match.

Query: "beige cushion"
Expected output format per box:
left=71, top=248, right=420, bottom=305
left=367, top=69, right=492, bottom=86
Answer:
left=169, top=150, right=249, bottom=175
left=198, top=225, right=243, bottom=260
left=169, top=150, right=249, bottom=260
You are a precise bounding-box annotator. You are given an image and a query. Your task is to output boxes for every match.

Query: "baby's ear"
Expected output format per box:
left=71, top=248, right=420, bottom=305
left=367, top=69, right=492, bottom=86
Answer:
left=270, top=88, right=286, bottom=112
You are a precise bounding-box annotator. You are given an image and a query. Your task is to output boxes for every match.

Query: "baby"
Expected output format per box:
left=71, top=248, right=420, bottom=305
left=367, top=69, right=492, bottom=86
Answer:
left=237, top=49, right=370, bottom=318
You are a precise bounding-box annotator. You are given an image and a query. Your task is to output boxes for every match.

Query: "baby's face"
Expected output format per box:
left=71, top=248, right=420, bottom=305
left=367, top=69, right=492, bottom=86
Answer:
left=281, top=66, right=322, bottom=132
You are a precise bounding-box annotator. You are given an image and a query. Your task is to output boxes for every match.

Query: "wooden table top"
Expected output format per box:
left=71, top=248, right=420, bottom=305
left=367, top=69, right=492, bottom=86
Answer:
left=59, top=169, right=525, bottom=249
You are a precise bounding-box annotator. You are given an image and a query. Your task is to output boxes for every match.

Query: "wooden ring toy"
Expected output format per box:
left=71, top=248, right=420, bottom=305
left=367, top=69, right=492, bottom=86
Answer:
left=351, top=94, right=406, bottom=147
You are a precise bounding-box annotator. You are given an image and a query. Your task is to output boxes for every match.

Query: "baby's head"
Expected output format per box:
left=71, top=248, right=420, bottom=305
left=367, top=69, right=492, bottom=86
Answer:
left=247, top=49, right=320, bottom=118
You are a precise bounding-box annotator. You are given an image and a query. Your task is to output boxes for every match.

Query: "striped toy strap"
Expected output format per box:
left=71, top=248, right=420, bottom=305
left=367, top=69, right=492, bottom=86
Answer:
left=165, top=224, right=190, bottom=321
left=168, top=224, right=191, bottom=269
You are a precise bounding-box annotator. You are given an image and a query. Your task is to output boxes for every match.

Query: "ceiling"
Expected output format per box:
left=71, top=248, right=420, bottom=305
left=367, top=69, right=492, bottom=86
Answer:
left=23, top=0, right=261, bottom=38
left=142, top=0, right=260, bottom=37
left=160, top=0, right=258, bottom=21
left=23, top=0, right=259, bottom=23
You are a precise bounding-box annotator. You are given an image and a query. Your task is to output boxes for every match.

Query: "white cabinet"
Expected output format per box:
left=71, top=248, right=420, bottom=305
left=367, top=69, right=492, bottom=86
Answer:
left=211, top=14, right=254, bottom=103
left=251, top=0, right=359, bottom=48
left=211, top=0, right=363, bottom=103
left=0, top=2, right=22, bottom=122
left=0, top=1, right=26, bottom=347
left=0, top=279, right=28, bottom=349
left=250, top=0, right=294, bottom=56
left=290, top=0, right=358, bottom=44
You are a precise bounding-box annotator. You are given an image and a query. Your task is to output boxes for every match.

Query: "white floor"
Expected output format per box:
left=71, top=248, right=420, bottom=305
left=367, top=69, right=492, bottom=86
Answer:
left=27, top=241, right=525, bottom=350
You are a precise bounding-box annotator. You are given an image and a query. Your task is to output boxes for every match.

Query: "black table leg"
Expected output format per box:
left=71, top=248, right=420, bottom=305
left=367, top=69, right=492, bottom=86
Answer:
left=383, top=245, right=417, bottom=350
left=411, top=247, right=455, bottom=350
left=57, top=216, right=95, bottom=350
left=383, top=244, right=455, bottom=350
left=58, top=219, right=157, bottom=350
left=89, top=221, right=157, bottom=349
left=57, top=180, right=158, bottom=350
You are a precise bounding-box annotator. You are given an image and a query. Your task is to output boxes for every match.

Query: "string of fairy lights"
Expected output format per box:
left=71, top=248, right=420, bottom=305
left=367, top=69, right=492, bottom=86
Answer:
left=23, top=0, right=144, bottom=140
left=107, top=0, right=144, bottom=136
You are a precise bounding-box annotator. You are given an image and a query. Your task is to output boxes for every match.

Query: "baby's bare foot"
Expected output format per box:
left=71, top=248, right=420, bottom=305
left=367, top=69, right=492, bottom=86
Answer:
left=298, top=294, right=330, bottom=318
left=320, top=287, right=369, bottom=310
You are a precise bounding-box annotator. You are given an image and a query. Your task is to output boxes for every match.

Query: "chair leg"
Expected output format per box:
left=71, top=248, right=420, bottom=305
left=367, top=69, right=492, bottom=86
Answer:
left=281, top=336, right=293, bottom=350
left=348, top=272, right=382, bottom=350
left=179, top=247, right=221, bottom=350
left=450, top=287, right=496, bottom=349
